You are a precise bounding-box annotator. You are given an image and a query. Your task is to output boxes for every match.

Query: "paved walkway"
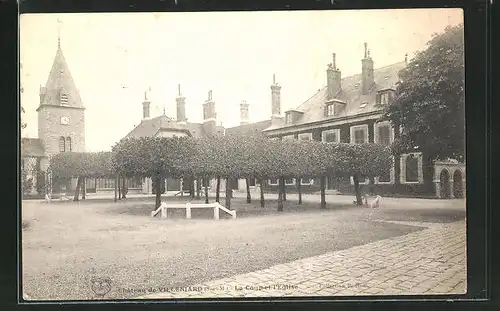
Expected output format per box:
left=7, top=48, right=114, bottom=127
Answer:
left=137, top=221, right=466, bottom=299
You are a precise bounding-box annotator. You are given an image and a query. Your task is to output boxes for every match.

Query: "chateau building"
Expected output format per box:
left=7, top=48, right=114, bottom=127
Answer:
left=120, top=87, right=225, bottom=195
left=225, top=43, right=465, bottom=198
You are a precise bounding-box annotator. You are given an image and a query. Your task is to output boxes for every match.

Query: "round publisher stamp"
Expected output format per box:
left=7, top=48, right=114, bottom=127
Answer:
left=90, top=276, right=112, bottom=297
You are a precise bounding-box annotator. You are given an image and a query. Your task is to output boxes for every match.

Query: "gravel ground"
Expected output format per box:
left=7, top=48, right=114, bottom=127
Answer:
left=21, top=196, right=465, bottom=301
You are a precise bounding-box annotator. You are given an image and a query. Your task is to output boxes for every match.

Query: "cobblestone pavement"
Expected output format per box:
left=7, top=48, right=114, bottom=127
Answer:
left=137, top=220, right=466, bottom=299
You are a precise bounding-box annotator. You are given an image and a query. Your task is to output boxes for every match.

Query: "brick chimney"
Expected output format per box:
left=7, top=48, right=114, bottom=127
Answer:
left=240, top=100, right=249, bottom=125
left=142, top=90, right=150, bottom=120
left=270, top=74, right=281, bottom=118
left=326, top=53, right=342, bottom=100
left=203, top=90, right=216, bottom=136
left=361, top=42, right=374, bottom=95
left=176, top=84, right=187, bottom=124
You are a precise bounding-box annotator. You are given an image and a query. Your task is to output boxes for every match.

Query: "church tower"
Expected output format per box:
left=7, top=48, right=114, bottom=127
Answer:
left=37, top=36, right=86, bottom=157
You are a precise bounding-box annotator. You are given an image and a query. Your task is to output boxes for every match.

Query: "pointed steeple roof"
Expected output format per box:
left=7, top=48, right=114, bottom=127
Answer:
left=37, top=39, right=85, bottom=111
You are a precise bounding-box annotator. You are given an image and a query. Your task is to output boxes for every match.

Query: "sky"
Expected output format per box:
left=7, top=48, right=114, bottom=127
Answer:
left=20, top=9, right=463, bottom=152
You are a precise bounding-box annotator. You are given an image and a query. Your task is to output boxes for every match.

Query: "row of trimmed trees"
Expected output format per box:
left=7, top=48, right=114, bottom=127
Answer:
left=49, top=135, right=392, bottom=210
left=49, top=151, right=115, bottom=201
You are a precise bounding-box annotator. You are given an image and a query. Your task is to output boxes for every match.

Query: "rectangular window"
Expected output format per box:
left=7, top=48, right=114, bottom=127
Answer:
left=269, top=179, right=278, bottom=186
left=298, top=133, right=312, bottom=141
left=285, top=113, right=292, bottom=124
left=406, top=155, right=419, bottom=182
left=126, top=177, right=142, bottom=188
left=282, top=135, right=295, bottom=140
left=202, top=178, right=208, bottom=187
left=322, top=129, right=340, bottom=143
left=350, top=125, right=368, bottom=144
left=378, top=125, right=391, bottom=146
left=354, top=129, right=366, bottom=144
left=378, top=170, right=391, bottom=183
left=248, top=178, right=256, bottom=187
left=285, top=178, right=295, bottom=185
left=300, top=178, right=313, bottom=185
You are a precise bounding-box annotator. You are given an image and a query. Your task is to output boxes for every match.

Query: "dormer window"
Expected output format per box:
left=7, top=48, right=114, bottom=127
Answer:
left=377, top=89, right=395, bottom=105
left=325, top=99, right=346, bottom=117
left=285, top=110, right=304, bottom=125
left=380, top=92, right=389, bottom=105
left=326, top=103, right=335, bottom=116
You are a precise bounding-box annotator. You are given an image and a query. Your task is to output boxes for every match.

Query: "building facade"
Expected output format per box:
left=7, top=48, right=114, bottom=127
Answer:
left=120, top=87, right=225, bottom=195
left=225, top=43, right=465, bottom=199
left=22, top=39, right=464, bottom=200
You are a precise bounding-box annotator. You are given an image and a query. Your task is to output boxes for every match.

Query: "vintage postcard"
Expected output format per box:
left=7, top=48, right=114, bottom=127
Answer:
left=20, top=9, right=466, bottom=301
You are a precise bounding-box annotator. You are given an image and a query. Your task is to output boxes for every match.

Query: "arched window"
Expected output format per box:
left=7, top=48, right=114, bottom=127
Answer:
left=59, top=136, right=65, bottom=152
left=66, top=137, right=72, bottom=152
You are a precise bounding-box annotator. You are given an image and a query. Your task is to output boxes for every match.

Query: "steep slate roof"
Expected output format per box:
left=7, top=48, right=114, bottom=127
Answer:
left=21, top=138, right=45, bottom=157
left=225, top=119, right=272, bottom=136
left=267, top=61, right=406, bottom=130
left=37, top=41, right=85, bottom=110
left=125, top=115, right=207, bottom=138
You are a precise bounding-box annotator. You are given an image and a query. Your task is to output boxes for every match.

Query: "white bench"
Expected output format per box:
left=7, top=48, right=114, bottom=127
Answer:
left=151, top=202, right=236, bottom=220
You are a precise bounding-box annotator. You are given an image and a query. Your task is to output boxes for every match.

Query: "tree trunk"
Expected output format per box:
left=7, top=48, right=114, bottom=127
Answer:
left=245, top=178, right=251, bottom=203
left=259, top=178, right=265, bottom=208
left=121, top=176, right=127, bottom=199
left=155, top=176, right=162, bottom=208
left=81, top=177, right=86, bottom=200
left=394, top=154, right=401, bottom=193
left=190, top=177, right=195, bottom=198
left=283, top=179, right=287, bottom=201
left=225, top=177, right=231, bottom=210
left=277, top=177, right=284, bottom=212
left=297, top=177, right=302, bottom=204
left=320, top=175, right=326, bottom=209
left=204, top=177, right=209, bottom=204
left=353, top=175, right=363, bottom=205
left=215, top=176, right=221, bottom=202
left=73, top=177, right=83, bottom=201
left=117, top=174, right=121, bottom=200
left=196, top=178, right=201, bottom=199
left=114, top=175, right=117, bottom=203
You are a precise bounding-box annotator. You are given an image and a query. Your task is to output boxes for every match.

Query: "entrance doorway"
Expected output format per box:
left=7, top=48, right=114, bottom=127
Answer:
left=453, top=170, right=463, bottom=198
left=439, top=169, right=450, bottom=199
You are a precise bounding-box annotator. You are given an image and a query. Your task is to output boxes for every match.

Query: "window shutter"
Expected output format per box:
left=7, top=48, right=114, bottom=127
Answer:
left=324, top=105, right=328, bottom=117
left=376, top=93, right=381, bottom=104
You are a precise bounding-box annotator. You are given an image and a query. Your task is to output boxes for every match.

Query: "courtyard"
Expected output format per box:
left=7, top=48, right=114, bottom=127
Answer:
left=21, top=193, right=466, bottom=300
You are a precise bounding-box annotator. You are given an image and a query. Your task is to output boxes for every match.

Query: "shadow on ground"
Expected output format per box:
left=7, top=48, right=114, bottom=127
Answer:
left=97, top=198, right=358, bottom=219
left=373, top=208, right=466, bottom=223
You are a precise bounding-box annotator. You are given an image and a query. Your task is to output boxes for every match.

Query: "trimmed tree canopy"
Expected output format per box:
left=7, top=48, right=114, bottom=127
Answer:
left=50, top=152, right=114, bottom=178
left=111, top=136, right=196, bottom=179
left=110, top=136, right=393, bottom=181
